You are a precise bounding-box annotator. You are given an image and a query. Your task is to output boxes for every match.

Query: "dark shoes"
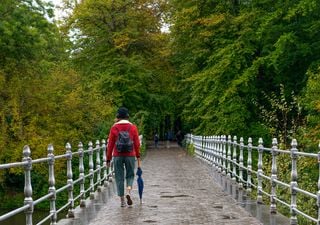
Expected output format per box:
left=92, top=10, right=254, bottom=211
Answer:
left=121, top=198, right=126, bottom=207
left=120, top=194, right=133, bottom=207
left=126, top=194, right=133, bottom=206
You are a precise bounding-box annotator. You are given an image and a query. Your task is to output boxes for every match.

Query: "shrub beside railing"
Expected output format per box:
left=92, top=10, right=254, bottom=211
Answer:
left=186, top=134, right=320, bottom=225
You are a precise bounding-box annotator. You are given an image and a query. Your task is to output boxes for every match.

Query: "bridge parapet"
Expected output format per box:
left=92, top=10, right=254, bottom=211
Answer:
left=186, top=134, right=320, bottom=225
left=0, top=139, right=116, bottom=225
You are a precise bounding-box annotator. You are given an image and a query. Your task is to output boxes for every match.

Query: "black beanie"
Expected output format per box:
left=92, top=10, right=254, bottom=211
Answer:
left=116, top=107, right=129, bottom=119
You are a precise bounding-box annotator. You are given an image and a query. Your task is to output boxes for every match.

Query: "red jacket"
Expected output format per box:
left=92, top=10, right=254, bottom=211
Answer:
left=107, top=120, right=141, bottom=162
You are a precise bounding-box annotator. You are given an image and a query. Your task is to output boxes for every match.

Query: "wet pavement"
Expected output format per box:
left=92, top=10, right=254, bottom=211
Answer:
left=57, top=142, right=290, bottom=225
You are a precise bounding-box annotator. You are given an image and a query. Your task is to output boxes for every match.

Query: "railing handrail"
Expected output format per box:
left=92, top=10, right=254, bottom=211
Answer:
left=0, top=135, right=143, bottom=225
left=186, top=133, right=320, bottom=225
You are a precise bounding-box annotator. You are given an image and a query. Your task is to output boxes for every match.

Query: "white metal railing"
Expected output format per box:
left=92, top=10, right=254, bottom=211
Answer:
left=186, top=134, right=320, bottom=225
left=0, top=139, right=114, bottom=225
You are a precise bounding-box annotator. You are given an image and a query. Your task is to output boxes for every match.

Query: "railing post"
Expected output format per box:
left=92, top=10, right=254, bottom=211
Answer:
left=95, top=140, right=102, bottom=192
left=78, top=142, right=86, bottom=207
left=227, top=135, right=232, bottom=178
left=201, top=136, right=204, bottom=160
left=205, top=136, right=208, bottom=162
left=102, top=139, right=108, bottom=187
left=88, top=141, right=95, bottom=199
left=270, top=138, right=278, bottom=214
left=205, top=136, right=209, bottom=163
left=202, top=136, right=206, bottom=161
left=190, top=134, right=193, bottom=146
left=239, top=137, right=244, bottom=189
left=317, top=142, right=320, bottom=225
left=209, top=136, right=213, bottom=165
left=232, top=136, right=237, bottom=181
left=66, top=143, right=74, bottom=218
left=23, top=145, right=33, bottom=225
left=257, top=138, right=264, bottom=204
left=47, top=144, right=57, bottom=224
left=211, top=136, right=215, bottom=165
left=247, top=137, right=252, bottom=193
left=290, top=139, right=298, bottom=225
left=106, top=138, right=112, bottom=182
left=222, top=135, right=227, bottom=175
left=213, top=136, right=217, bottom=169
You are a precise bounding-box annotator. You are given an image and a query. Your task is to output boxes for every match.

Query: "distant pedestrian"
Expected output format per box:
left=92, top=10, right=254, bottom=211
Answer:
left=106, top=107, right=141, bottom=207
left=154, top=133, right=159, bottom=148
left=176, top=130, right=183, bottom=147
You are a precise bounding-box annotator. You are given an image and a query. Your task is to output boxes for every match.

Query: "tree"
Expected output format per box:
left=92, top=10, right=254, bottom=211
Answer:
left=169, top=0, right=320, bottom=144
left=0, top=0, right=65, bottom=158
left=64, top=0, right=176, bottom=137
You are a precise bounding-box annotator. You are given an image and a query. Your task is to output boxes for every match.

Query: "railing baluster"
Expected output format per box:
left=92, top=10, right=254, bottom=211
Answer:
left=232, top=136, right=237, bottom=181
left=212, top=136, right=214, bottom=166
left=227, top=135, right=232, bottom=178
left=66, top=143, right=74, bottom=218
left=247, top=137, right=252, bottom=193
left=78, top=142, right=86, bottom=207
left=290, top=139, right=298, bottom=225
left=239, top=137, right=244, bottom=189
left=88, top=141, right=95, bottom=199
left=206, top=136, right=209, bottom=162
left=102, top=139, right=108, bottom=187
left=201, top=136, right=204, bottom=160
left=257, top=138, right=264, bottom=204
left=270, top=138, right=278, bottom=214
left=23, top=145, right=33, bottom=225
left=222, top=135, right=227, bottom=175
left=206, top=136, right=208, bottom=162
left=47, top=144, right=57, bottom=224
left=211, top=136, right=214, bottom=165
left=95, top=140, right=102, bottom=192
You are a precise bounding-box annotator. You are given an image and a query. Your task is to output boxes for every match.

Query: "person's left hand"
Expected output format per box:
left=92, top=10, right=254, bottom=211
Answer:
left=137, top=158, right=141, bottom=168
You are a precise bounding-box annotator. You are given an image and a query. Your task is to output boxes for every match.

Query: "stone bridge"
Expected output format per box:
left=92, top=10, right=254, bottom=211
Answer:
left=57, top=142, right=289, bottom=225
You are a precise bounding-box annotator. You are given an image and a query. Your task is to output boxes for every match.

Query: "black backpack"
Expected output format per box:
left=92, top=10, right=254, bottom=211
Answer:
left=115, top=126, right=133, bottom=153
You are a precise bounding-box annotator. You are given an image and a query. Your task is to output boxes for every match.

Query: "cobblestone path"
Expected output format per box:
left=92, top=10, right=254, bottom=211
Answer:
left=87, top=145, right=262, bottom=225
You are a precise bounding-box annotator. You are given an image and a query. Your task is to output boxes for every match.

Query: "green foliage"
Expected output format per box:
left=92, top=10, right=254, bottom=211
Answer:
left=169, top=0, right=320, bottom=142
left=0, top=0, right=115, bottom=209
left=186, top=144, right=195, bottom=156
left=300, top=63, right=320, bottom=150
left=254, top=84, right=302, bottom=147
left=64, top=0, right=177, bottom=138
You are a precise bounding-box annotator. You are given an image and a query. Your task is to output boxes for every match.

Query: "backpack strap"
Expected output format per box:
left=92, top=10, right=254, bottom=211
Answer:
left=127, top=125, right=132, bottom=132
left=114, top=124, right=132, bottom=133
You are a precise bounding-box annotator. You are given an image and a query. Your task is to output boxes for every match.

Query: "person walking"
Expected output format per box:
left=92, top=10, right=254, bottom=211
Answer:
left=106, top=107, right=141, bottom=207
left=154, top=132, right=159, bottom=149
left=176, top=130, right=183, bottom=147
